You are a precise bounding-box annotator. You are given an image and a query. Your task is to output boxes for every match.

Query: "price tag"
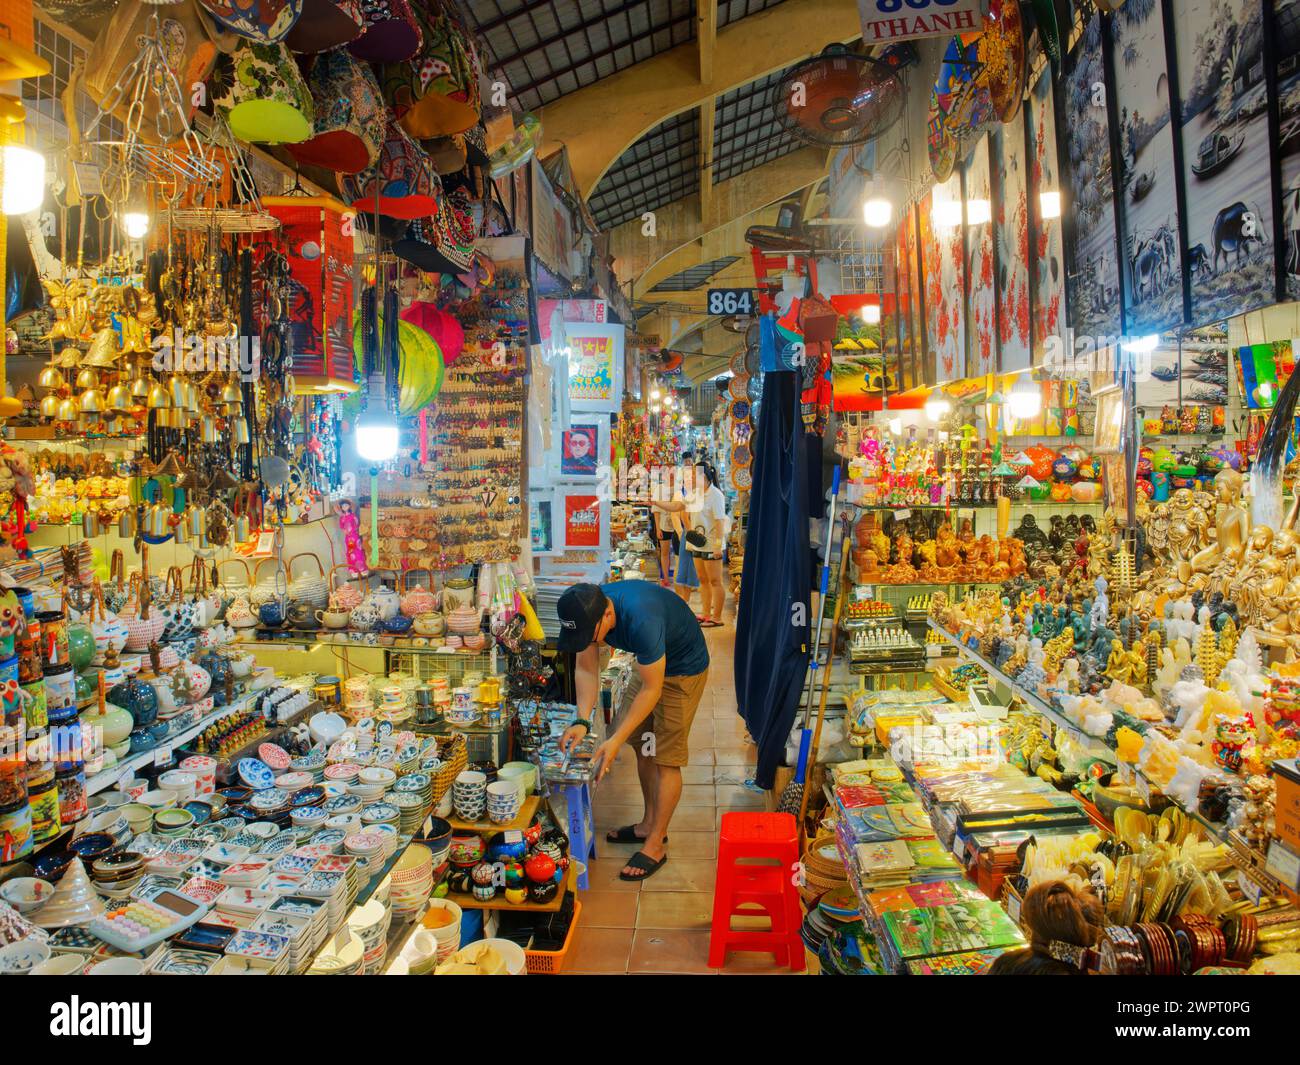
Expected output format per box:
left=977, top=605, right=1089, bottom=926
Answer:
left=1134, top=774, right=1151, bottom=803
left=154, top=745, right=173, bottom=767
left=894, top=509, right=911, bottom=521
left=1266, top=839, right=1300, bottom=891
left=1237, top=870, right=1265, bottom=905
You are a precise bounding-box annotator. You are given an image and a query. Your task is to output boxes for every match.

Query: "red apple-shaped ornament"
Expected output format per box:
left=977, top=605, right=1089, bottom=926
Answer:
left=524, top=852, right=557, bottom=884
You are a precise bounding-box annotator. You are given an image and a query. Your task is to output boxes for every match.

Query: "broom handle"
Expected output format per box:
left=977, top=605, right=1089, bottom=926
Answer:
left=798, top=512, right=852, bottom=831
left=796, top=464, right=842, bottom=732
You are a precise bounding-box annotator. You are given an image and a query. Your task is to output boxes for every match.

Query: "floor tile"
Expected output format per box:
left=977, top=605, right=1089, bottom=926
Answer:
left=663, top=830, right=717, bottom=860
left=641, top=858, right=717, bottom=893
left=635, top=890, right=715, bottom=930
left=592, top=803, right=644, bottom=829
left=584, top=858, right=648, bottom=893
left=680, top=765, right=718, bottom=785
left=715, top=784, right=767, bottom=809
left=580, top=890, right=641, bottom=928
left=628, top=929, right=715, bottom=973
left=714, top=746, right=757, bottom=765
left=660, top=806, right=717, bottom=832
left=675, top=784, right=717, bottom=807
left=565, top=927, right=635, bottom=973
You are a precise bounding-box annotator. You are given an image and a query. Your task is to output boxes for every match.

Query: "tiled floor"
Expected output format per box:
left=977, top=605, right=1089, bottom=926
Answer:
left=564, top=614, right=794, bottom=975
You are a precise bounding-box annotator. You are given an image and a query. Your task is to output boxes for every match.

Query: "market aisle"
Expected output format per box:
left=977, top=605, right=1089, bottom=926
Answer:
left=563, top=612, right=791, bottom=974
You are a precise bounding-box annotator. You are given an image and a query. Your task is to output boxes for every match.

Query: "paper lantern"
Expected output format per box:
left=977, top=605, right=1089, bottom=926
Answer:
left=400, top=300, right=464, bottom=366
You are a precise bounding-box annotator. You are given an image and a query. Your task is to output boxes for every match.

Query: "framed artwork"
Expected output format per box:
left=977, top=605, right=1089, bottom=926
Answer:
left=561, top=490, right=609, bottom=551
left=553, top=413, right=609, bottom=481
left=899, top=203, right=926, bottom=388
left=992, top=116, right=1032, bottom=372
left=1175, top=0, right=1276, bottom=326
left=1111, top=0, right=1186, bottom=337
left=1273, top=0, right=1300, bottom=302
left=1092, top=384, right=1127, bottom=453
left=566, top=322, right=624, bottom=412
left=1029, top=66, right=1067, bottom=363
left=963, top=138, right=999, bottom=376
left=923, top=172, right=966, bottom=383
left=528, top=488, right=558, bottom=556
left=1063, top=13, right=1123, bottom=343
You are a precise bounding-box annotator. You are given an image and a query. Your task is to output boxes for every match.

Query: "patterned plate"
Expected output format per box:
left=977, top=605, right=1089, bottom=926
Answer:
left=258, top=743, right=292, bottom=770
left=237, top=758, right=275, bottom=791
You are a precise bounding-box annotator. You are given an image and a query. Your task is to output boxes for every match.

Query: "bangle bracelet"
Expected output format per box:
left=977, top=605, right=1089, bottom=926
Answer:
left=570, top=718, right=591, bottom=734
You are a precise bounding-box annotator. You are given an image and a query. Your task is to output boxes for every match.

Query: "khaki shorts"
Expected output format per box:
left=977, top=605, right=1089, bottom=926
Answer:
left=617, top=667, right=709, bottom=767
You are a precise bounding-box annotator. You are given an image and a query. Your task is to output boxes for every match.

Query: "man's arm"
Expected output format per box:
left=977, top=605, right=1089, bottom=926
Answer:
left=560, top=643, right=602, bottom=753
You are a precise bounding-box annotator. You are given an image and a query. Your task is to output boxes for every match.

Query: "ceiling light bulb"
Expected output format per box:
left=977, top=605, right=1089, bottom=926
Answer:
left=3, top=145, right=44, bottom=215
left=863, top=197, right=892, bottom=228
left=356, top=410, right=399, bottom=462
left=860, top=303, right=881, bottom=325
left=122, top=211, right=150, bottom=240
left=1039, top=191, right=1062, bottom=219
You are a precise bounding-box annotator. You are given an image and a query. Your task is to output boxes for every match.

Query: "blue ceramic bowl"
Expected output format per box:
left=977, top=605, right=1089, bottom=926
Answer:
left=68, top=832, right=116, bottom=863
left=383, top=615, right=413, bottom=634
left=183, top=801, right=214, bottom=825
left=290, top=785, right=326, bottom=808
left=128, top=728, right=156, bottom=755
left=32, top=849, right=74, bottom=881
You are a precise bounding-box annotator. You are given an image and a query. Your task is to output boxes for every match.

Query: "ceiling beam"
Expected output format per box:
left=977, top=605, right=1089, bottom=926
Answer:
left=697, top=0, right=717, bottom=83
left=537, top=0, right=861, bottom=197
left=697, top=100, right=715, bottom=227
left=609, top=146, right=828, bottom=292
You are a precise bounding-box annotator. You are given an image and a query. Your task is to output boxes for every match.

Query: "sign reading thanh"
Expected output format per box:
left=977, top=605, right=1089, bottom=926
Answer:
left=857, top=0, right=983, bottom=43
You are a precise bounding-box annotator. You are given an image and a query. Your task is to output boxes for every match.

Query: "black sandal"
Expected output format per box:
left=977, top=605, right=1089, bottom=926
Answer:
left=618, top=851, right=668, bottom=882
left=605, top=825, right=667, bottom=845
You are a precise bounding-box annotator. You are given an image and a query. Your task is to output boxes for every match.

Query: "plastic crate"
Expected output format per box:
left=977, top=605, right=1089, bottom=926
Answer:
left=524, top=898, right=582, bottom=974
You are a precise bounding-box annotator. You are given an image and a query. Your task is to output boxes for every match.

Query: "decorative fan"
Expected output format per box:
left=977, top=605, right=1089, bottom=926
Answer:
left=730, top=399, right=752, bottom=422
left=731, top=443, right=752, bottom=468
left=928, top=33, right=999, bottom=179
left=774, top=45, right=907, bottom=148
left=729, top=375, right=749, bottom=400
left=729, top=350, right=747, bottom=375
left=980, top=0, right=1027, bottom=123
left=744, top=343, right=761, bottom=377
left=732, top=466, right=753, bottom=491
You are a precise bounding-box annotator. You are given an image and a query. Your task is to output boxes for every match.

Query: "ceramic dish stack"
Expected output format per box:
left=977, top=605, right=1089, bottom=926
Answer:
left=308, top=926, right=364, bottom=975
left=299, top=868, right=348, bottom=929
left=224, top=929, right=292, bottom=974
left=268, top=895, right=329, bottom=956
left=360, top=801, right=400, bottom=831
left=291, top=805, right=329, bottom=832
left=276, top=771, right=316, bottom=794
left=253, top=909, right=314, bottom=974
left=289, top=747, right=328, bottom=782
left=387, top=843, right=433, bottom=922
left=486, top=781, right=521, bottom=826
left=179, top=755, right=219, bottom=796
left=452, top=770, right=487, bottom=822
left=215, top=886, right=275, bottom=927
left=344, top=830, right=386, bottom=875
left=391, top=790, right=427, bottom=835
left=316, top=855, right=363, bottom=911
left=324, top=762, right=361, bottom=788
left=154, top=808, right=196, bottom=838
left=347, top=897, right=393, bottom=974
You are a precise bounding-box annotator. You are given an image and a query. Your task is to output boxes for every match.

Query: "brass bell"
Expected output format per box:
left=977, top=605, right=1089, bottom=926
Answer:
left=118, top=508, right=136, bottom=537
left=232, top=419, right=251, bottom=445
left=80, top=387, right=105, bottom=413
left=233, top=515, right=250, bottom=542
left=38, top=365, right=65, bottom=390
left=82, top=511, right=101, bottom=536
left=39, top=394, right=60, bottom=418
left=173, top=521, right=189, bottom=546
left=56, top=397, right=78, bottom=421
left=76, top=367, right=100, bottom=389
left=147, top=382, right=170, bottom=409
left=53, top=345, right=81, bottom=369
left=189, top=506, right=207, bottom=536
left=199, top=415, right=219, bottom=444
left=106, top=382, right=133, bottom=411
left=131, top=372, right=152, bottom=399
left=220, top=380, right=242, bottom=404
left=83, top=328, right=122, bottom=368
left=185, top=382, right=201, bottom=413
left=169, top=377, right=188, bottom=408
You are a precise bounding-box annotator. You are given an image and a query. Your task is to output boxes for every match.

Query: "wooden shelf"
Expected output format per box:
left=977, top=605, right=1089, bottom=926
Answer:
left=445, top=795, right=540, bottom=834
left=442, top=863, right=575, bottom=913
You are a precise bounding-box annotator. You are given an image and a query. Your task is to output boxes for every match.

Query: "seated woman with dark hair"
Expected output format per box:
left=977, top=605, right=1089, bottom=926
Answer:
left=987, top=879, right=1104, bottom=975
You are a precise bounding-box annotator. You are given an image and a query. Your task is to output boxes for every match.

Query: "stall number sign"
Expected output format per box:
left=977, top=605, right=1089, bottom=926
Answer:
left=857, top=0, right=984, bottom=43
left=706, top=289, right=757, bottom=316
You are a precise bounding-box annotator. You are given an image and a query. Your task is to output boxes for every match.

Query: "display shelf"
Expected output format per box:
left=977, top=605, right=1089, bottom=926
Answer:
left=445, top=794, right=540, bottom=834
left=926, top=621, right=1298, bottom=903
left=854, top=500, right=1103, bottom=511
left=84, top=692, right=259, bottom=796
left=442, top=862, right=575, bottom=913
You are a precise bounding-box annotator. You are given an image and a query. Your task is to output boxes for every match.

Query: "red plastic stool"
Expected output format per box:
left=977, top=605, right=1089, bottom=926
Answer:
left=708, top=811, right=805, bottom=971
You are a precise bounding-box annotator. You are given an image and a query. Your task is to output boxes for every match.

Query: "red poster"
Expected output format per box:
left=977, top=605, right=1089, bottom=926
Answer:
left=563, top=493, right=601, bottom=549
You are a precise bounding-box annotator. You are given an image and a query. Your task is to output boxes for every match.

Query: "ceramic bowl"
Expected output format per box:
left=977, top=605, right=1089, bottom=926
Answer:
left=88, top=957, right=146, bottom=975
left=154, top=808, right=195, bottom=834
left=0, top=938, right=51, bottom=974
left=140, top=789, right=176, bottom=811
left=31, top=849, right=75, bottom=881
left=120, top=802, right=154, bottom=831
left=309, top=711, right=347, bottom=746
left=68, top=832, right=116, bottom=863
left=30, top=954, right=85, bottom=975
left=0, top=876, right=54, bottom=913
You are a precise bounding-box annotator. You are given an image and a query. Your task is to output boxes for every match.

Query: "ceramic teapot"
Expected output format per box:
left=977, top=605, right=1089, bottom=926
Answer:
left=286, top=601, right=317, bottom=631
left=156, top=568, right=195, bottom=644
left=187, top=560, right=222, bottom=629
left=366, top=583, right=401, bottom=622
left=226, top=597, right=257, bottom=629
left=412, top=611, right=446, bottom=638
left=399, top=570, right=438, bottom=617
left=87, top=582, right=129, bottom=657
left=349, top=598, right=382, bottom=631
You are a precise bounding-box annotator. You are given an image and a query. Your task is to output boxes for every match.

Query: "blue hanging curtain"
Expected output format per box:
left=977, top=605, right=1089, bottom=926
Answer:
left=734, top=370, right=811, bottom=790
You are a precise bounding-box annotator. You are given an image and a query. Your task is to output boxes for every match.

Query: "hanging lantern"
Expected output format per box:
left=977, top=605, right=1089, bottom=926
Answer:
left=260, top=194, right=357, bottom=394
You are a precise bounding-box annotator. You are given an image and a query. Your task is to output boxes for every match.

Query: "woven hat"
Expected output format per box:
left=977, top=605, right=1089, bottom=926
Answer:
left=348, top=0, right=422, bottom=62
left=285, top=0, right=365, bottom=52
left=287, top=50, right=384, bottom=173
left=343, top=123, right=440, bottom=219
left=381, top=4, right=480, bottom=140
left=199, top=0, right=303, bottom=43
left=213, top=41, right=315, bottom=144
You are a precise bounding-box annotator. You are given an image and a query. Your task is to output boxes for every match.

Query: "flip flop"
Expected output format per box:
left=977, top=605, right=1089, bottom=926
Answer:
left=699, top=619, right=723, bottom=629
left=618, top=850, right=668, bottom=882
left=605, top=825, right=668, bottom=845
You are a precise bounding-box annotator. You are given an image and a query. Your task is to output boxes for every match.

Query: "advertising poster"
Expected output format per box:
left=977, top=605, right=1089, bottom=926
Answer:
left=566, top=322, right=625, bottom=412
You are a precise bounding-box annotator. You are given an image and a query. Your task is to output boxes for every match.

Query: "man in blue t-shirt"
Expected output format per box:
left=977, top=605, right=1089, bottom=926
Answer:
left=556, top=581, right=710, bottom=882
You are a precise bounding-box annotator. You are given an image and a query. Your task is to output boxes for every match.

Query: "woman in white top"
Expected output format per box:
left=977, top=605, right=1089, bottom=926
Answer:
left=653, top=462, right=728, bottom=627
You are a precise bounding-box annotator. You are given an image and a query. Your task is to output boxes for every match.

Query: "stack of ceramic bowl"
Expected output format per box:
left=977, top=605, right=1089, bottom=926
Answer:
left=486, top=781, right=521, bottom=826
left=309, top=927, right=364, bottom=975
left=299, top=867, right=348, bottom=927
left=289, top=748, right=327, bottom=782
left=291, top=805, right=328, bottom=832
left=388, top=843, right=433, bottom=921
left=452, top=770, right=487, bottom=822
left=352, top=766, right=395, bottom=802
left=267, top=895, right=328, bottom=956
left=390, top=790, right=426, bottom=835
left=89, top=852, right=145, bottom=897
left=348, top=897, right=393, bottom=974
left=324, top=762, right=360, bottom=789
left=223, top=929, right=292, bottom=974
left=360, top=801, right=400, bottom=831
left=179, top=755, right=219, bottom=796
left=154, top=808, right=196, bottom=838
left=419, top=898, right=462, bottom=963
left=275, top=771, right=315, bottom=795
left=344, top=830, right=386, bottom=875
left=252, top=909, right=314, bottom=973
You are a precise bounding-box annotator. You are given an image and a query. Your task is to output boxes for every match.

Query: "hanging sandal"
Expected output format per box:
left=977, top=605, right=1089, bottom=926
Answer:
left=606, top=825, right=667, bottom=845
left=619, top=851, right=668, bottom=882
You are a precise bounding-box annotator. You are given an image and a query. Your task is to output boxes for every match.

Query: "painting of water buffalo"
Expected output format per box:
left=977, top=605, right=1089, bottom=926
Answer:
left=1273, top=0, right=1300, bottom=300
left=1175, top=0, right=1277, bottom=326
left=1064, top=14, right=1123, bottom=343
left=1112, top=0, right=1186, bottom=336
left=1029, top=67, right=1067, bottom=365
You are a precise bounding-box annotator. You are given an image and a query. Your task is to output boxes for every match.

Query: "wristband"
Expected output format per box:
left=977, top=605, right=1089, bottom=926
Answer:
left=570, top=718, right=591, bottom=735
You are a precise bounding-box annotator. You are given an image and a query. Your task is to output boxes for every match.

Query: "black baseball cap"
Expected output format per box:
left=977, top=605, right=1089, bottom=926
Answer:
left=556, top=583, right=608, bottom=653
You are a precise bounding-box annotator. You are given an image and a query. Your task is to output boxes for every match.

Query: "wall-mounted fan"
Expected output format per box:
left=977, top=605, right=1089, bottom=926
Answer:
left=774, top=45, right=907, bottom=148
